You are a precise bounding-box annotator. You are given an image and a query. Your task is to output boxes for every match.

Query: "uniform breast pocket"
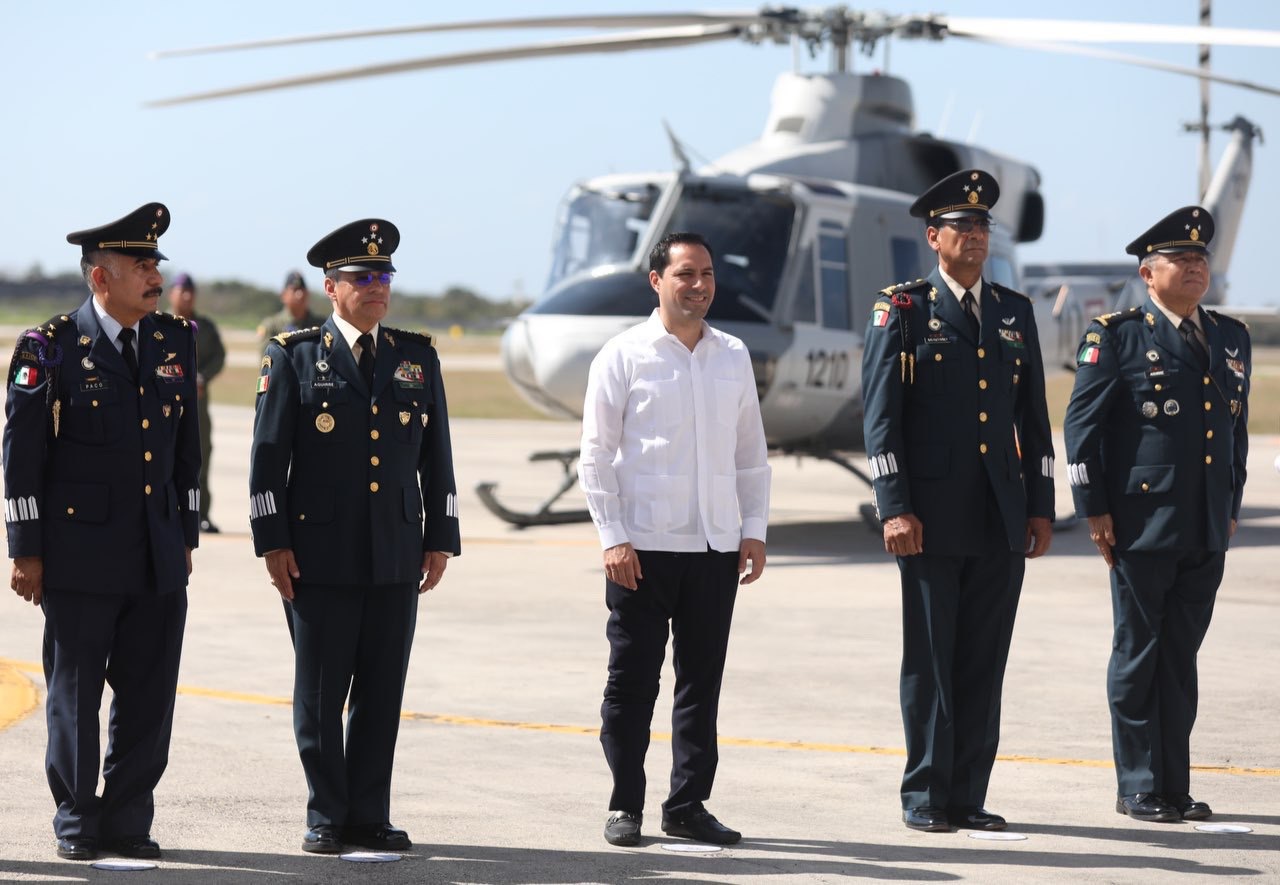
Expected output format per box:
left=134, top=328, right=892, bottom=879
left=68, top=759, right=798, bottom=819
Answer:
left=64, top=388, right=123, bottom=445
left=631, top=378, right=684, bottom=430
left=391, top=384, right=428, bottom=443
left=301, top=384, right=350, bottom=444
left=999, top=341, right=1025, bottom=388
left=913, top=345, right=951, bottom=397
left=1126, top=371, right=1181, bottom=423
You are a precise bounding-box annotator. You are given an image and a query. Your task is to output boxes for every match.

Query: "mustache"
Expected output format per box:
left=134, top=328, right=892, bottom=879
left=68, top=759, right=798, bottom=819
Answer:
left=145, top=287, right=163, bottom=298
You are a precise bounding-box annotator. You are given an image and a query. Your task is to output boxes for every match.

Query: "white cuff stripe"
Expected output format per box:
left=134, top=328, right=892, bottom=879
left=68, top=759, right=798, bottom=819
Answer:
left=7, top=496, right=38, bottom=521
left=1068, top=462, right=1090, bottom=487
left=868, top=453, right=899, bottom=480
left=1041, top=456, right=1054, bottom=479
left=250, top=491, right=277, bottom=520
left=187, top=489, right=200, bottom=512
left=445, top=492, right=458, bottom=519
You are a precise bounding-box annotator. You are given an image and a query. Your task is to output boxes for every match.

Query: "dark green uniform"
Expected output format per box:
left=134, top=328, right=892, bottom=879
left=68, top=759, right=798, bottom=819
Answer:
left=192, top=312, right=224, bottom=524
left=256, top=306, right=324, bottom=356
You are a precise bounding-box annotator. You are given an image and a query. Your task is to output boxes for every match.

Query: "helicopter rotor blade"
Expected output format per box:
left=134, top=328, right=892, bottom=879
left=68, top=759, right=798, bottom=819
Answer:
left=937, top=17, right=1280, bottom=49
left=149, top=11, right=762, bottom=59
left=967, top=36, right=1280, bottom=98
left=147, top=24, right=742, bottom=107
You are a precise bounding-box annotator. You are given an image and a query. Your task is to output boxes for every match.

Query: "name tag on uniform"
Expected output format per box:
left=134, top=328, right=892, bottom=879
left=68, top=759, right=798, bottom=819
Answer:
left=924, top=332, right=953, bottom=345
left=311, top=378, right=342, bottom=390
left=80, top=377, right=111, bottom=392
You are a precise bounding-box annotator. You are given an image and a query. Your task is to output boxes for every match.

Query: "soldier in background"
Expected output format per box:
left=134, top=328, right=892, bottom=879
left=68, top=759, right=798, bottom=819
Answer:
left=257, top=270, right=324, bottom=356
left=1064, top=206, right=1250, bottom=824
left=4, top=203, right=199, bottom=861
left=167, top=273, right=224, bottom=533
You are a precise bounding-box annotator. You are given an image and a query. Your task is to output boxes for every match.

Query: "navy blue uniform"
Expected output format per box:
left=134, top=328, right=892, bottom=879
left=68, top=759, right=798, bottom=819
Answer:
left=1064, top=300, right=1249, bottom=796
left=249, top=316, right=460, bottom=829
left=3, top=300, right=199, bottom=839
left=861, top=268, right=1055, bottom=811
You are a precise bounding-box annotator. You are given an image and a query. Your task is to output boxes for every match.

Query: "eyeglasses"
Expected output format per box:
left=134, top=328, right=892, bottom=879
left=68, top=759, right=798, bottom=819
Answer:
left=349, top=272, right=394, bottom=287
left=940, top=218, right=994, bottom=234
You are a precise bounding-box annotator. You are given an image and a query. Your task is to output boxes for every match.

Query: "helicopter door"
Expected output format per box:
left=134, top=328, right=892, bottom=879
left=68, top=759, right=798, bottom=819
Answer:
left=766, top=217, right=857, bottom=442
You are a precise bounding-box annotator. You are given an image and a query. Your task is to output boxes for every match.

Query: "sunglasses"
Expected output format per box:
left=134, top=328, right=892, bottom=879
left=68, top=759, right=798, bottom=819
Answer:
left=940, top=218, right=994, bottom=234
left=349, top=272, right=394, bottom=287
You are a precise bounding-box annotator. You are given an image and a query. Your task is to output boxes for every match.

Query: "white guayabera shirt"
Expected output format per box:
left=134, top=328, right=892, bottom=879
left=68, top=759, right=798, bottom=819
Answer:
left=579, top=310, right=771, bottom=553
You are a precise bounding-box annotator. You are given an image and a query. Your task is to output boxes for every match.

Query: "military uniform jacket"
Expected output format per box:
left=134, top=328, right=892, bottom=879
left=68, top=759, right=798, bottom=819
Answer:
left=249, top=317, right=461, bottom=585
left=861, top=268, right=1055, bottom=554
left=1063, top=298, right=1249, bottom=552
left=256, top=308, right=324, bottom=354
left=2, top=299, right=201, bottom=594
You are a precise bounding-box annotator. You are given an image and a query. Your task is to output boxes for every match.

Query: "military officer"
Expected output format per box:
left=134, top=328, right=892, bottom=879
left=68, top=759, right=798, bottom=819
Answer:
left=256, top=270, right=324, bottom=356
left=3, top=203, right=200, bottom=861
left=1064, top=207, right=1249, bottom=824
left=249, top=218, right=461, bottom=855
left=861, top=169, right=1055, bottom=833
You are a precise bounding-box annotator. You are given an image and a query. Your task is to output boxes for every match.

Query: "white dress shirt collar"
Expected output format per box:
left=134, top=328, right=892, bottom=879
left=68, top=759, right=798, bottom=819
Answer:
left=331, top=312, right=379, bottom=356
left=91, top=297, right=140, bottom=353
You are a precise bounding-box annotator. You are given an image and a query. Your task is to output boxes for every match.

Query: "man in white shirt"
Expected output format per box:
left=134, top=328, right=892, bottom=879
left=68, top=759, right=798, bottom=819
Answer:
left=579, top=231, right=771, bottom=848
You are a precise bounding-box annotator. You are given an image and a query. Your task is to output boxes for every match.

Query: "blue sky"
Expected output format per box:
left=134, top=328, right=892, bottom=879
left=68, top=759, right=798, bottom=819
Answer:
left=3, top=1, right=1279, bottom=306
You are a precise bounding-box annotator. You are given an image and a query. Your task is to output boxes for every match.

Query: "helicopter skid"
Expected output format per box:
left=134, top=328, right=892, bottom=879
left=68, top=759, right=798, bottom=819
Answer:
left=475, top=449, right=590, bottom=529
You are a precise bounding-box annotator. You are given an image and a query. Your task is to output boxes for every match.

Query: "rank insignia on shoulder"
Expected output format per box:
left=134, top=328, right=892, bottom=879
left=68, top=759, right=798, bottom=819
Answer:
left=261, top=355, right=272, bottom=370
left=1086, top=332, right=1102, bottom=344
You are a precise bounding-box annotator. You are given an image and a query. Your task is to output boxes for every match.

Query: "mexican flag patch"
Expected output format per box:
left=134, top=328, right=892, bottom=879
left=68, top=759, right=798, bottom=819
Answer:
left=872, top=309, right=890, bottom=328
left=14, top=365, right=38, bottom=387
left=1077, top=345, right=1100, bottom=366
left=256, top=374, right=270, bottom=394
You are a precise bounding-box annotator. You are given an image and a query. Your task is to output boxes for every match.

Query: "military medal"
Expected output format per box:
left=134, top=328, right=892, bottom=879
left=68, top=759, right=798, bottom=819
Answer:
left=81, top=357, right=95, bottom=370
left=316, top=359, right=330, bottom=374
left=315, top=412, right=335, bottom=433
left=1146, top=350, right=1159, bottom=362
left=1163, top=399, right=1180, bottom=416
left=1141, top=401, right=1158, bottom=418
left=928, top=318, right=942, bottom=331
left=421, top=413, right=428, bottom=427
left=162, top=404, right=172, bottom=418
left=399, top=411, right=410, bottom=426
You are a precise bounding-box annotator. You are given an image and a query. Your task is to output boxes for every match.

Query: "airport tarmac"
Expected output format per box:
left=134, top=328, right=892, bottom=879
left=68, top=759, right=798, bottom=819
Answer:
left=1, top=404, right=1277, bottom=883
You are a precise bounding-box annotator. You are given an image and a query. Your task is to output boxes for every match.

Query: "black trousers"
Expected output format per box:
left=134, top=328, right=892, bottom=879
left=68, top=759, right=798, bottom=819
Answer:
left=897, top=528, right=1024, bottom=811
left=41, top=588, right=187, bottom=839
left=1109, top=548, right=1224, bottom=796
left=600, top=548, right=738, bottom=817
left=283, top=582, right=418, bottom=828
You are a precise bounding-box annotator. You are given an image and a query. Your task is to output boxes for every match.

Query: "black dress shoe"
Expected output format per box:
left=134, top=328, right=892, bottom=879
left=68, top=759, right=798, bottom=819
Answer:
left=1164, top=793, right=1212, bottom=821
left=109, top=835, right=161, bottom=858
left=604, top=810, right=642, bottom=846
left=948, top=807, right=1007, bottom=831
left=661, top=807, right=741, bottom=845
left=302, top=825, right=343, bottom=854
left=903, top=806, right=950, bottom=832
left=342, top=824, right=411, bottom=851
left=199, top=519, right=220, bottom=533
left=1116, top=793, right=1180, bottom=822
left=56, top=837, right=98, bottom=860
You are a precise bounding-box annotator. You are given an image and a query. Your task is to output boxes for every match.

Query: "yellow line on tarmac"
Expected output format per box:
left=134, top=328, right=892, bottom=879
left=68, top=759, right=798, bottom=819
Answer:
left=0, top=661, right=39, bottom=732
left=2, top=658, right=1278, bottom=778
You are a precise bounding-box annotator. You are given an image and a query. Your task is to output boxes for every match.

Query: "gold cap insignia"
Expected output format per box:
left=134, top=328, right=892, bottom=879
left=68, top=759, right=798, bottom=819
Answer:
left=1190, top=228, right=1199, bottom=241
left=967, top=191, right=979, bottom=204
left=368, top=243, right=379, bottom=255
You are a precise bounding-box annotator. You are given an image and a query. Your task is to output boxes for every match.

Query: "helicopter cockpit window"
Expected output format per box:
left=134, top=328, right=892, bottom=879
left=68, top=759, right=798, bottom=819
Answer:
left=663, top=183, right=795, bottom=324
left=546, top=183, right=659, bottom=289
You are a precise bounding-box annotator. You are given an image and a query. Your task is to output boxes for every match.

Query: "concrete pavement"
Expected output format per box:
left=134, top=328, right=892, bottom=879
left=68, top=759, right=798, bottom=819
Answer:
left=0, top=405, right=1277, bottom=883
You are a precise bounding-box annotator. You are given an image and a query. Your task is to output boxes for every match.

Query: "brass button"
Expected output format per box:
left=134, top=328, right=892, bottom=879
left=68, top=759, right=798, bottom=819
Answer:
left=144, top=451, right=152, bottom=462
left=1015, top=358, right=1022, bottom=366
left=979, top=412, right=988, bottom=423
left=372, top=404, right=379, bottom=415
left=66, top=507, right=75, bottom=515
left=979, top=443, right=988, bottom=454
left=1154, top=384, right=1163, bottom=392
left=1206, top=430, right=1214, bottom=440
left=175, top=394, right=181, bottom=401
left=138, top=386, right=144, bottom=396
left=977, top=347, right=986, bottom=358
left=141, top=418, right=150, bottom=429
left=370, top=482, right=380, bottom=493
left=322, top=401, right=329, bottom=409
left=1141, top=482, right=1149, bottom=492
left=370, top=456, right=380, bottom=467
left=370, top=429, right=380, bottom=440
left=144, top=484, right=152, bottom=495
left=299, top=514, right=306, bottom=521
left=934, top=353, right=942, bottom=362
left=1205, top=455, right=1213, bottom=465
left=979, top=379, right=988, bottom=390
left=1204, top=402, right=1211, bottom=411
left=1203, top=376, right=1210, bottom=385
left=92, top=399, right=99, bottom=407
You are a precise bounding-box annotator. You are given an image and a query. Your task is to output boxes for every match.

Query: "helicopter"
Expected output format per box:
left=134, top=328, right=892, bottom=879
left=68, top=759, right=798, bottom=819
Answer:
left=150, top=7, right=1280, bottom=527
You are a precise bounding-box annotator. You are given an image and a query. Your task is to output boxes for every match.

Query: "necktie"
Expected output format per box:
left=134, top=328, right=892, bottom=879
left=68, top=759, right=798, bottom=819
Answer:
left=357, top=333, right=375, bottom=389
left=1179, top=320, right=1208, bottom=370
left=961, top=291, right=980, bottom=339
left=118, top=328, right=139, bottom=381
